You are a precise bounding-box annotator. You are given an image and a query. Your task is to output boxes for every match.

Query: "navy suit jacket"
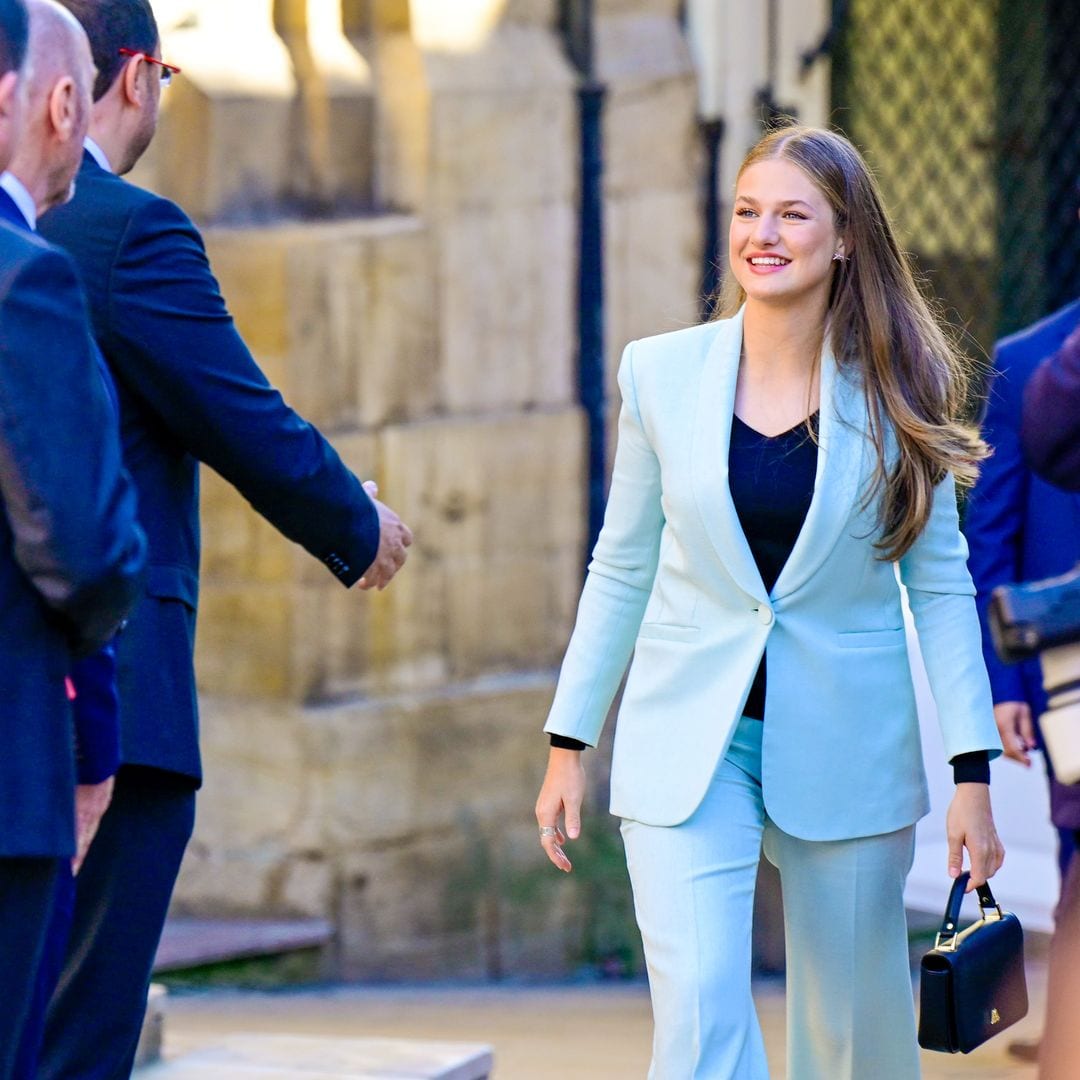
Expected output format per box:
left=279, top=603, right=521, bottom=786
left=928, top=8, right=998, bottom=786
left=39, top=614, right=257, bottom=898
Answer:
left=965, top=298, right=1080, bottom=710
left=0, top=215, right=145, bottom=855
left=0, top=186, right=122, bottom=785
left=963, top=299, right=1080, bottom=826
left=39, top=153, right=380, bottom=782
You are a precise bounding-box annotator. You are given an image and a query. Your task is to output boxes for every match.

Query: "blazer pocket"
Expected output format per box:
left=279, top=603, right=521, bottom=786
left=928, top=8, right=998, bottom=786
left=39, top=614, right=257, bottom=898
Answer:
left=637, top=622, right=700, bottom=643
left=836, top=627, right=905, bottom=649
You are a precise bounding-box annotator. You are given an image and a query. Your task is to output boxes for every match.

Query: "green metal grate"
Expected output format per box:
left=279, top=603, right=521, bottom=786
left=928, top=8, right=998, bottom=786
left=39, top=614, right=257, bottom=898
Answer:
left=830, top=0, right=1080, bottom=355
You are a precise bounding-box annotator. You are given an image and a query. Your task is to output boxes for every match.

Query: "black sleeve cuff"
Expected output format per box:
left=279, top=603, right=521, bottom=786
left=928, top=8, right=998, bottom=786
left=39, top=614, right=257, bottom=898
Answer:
left=549, top=734, right=589, bottom=751
left=951, top=750, right=991, bottom=785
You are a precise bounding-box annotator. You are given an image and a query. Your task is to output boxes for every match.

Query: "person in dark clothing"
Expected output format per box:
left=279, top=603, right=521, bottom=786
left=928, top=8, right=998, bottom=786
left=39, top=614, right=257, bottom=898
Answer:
left=36, top=2, right=411, bottom=1075
left=0, top=3, right=131, bottom=1072
left=963, top=296, right=1080, bottom=1066
left=0, top=0, right=145, bottom=1073
left=536, top=125, right=1003, bottom=1080
left=1020, top=318, right=1080, bottom=1080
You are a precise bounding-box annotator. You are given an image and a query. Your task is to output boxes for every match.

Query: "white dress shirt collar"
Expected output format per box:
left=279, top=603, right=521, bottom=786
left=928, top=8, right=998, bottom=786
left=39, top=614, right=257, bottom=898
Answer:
left=0, top=172, right=36, bottom=230
left=84, top=136, right=113, bottom=174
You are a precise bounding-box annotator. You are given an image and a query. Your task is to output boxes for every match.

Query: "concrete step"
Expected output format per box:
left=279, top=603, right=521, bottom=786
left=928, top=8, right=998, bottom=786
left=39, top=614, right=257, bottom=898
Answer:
left=136, top=1034, right=493, bottom=1079
left=138, top=919, right=336, bottom=1069
left=153, top=918, right=334, bottom=974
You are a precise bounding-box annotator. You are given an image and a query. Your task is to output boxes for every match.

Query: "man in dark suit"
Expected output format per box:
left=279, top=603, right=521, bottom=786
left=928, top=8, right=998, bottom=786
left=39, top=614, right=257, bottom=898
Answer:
left=965, top=298, right=1080, bottom=839
left=39, top=2, right=413, bottom=1075
left=0, top=2, right=130, bottom=1073
left=0, top=0, right=146, bottom=1074
left=963, top=295, right=1080, bottom=1064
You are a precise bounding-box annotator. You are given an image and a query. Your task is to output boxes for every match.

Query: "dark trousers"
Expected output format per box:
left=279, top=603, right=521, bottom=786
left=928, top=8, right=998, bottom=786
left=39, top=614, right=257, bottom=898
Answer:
left=39, top=766, right=195, bottom=1080
left=0, top=858, right=59, bottom=1080
left=13, top=866, right=75, bottom=1079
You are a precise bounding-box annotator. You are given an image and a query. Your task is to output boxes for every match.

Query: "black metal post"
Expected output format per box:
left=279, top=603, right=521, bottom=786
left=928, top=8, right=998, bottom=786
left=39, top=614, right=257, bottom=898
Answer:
left=699, top=117, right=725, bottom=320
left=579, top=81, right=607, bottom=557
left=561, top=0, right=608, bottom=562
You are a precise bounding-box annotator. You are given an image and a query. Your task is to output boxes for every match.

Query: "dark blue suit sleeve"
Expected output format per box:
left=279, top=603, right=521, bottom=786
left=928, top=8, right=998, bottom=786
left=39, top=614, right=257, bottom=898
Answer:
left=105, top=197, right=380, bottom=585
left=962, top=359, right=1027, bottom=703
left=1023, top=326, right=1080, bottom=490
left=69, top=642, right=120, bottom=784
left=0, top=246, right=146, bottom=654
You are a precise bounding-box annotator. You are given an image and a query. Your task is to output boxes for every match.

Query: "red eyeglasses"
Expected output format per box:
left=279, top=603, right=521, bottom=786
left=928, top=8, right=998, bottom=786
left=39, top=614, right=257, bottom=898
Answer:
left=118, top=48, right=181, bottom=86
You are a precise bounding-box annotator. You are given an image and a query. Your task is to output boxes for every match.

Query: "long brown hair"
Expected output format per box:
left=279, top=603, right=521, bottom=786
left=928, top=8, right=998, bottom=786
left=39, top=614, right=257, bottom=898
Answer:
left=718, top=124, right=987, bottom=561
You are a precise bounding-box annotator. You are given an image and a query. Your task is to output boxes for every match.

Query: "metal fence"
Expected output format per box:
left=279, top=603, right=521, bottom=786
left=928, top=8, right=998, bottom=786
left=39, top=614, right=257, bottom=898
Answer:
left=830, top=0, right=1080, bottom=357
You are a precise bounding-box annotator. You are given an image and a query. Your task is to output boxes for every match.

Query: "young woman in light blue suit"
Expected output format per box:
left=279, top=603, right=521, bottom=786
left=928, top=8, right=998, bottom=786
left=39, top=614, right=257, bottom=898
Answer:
left=536, top=126, right=1005, bottom=1079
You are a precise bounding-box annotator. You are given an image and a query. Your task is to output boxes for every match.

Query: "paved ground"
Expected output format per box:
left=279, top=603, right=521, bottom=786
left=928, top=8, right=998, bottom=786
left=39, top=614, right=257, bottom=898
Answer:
left=148, top=958, right=1047, bottom=1079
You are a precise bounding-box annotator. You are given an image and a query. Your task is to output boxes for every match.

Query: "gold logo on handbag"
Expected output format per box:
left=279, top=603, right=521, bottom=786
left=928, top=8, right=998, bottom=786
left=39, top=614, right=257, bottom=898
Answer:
left=991, top=1009, right=1000, bottom=1025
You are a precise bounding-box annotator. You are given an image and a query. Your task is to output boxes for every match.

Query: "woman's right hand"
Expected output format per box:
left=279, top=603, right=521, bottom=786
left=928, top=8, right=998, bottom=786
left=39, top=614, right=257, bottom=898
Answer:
left=535, top=747, right=586, bottom=873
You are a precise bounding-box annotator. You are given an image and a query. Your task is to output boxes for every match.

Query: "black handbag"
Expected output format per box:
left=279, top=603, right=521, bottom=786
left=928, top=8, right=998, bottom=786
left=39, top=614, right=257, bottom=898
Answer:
left=917, top=871, right=1028, bottom=1053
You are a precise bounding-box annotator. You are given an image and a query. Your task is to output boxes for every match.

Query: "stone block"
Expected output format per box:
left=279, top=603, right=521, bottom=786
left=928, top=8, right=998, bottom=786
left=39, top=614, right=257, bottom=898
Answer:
left=308, top=675, right=555, bottom=847
left=155, top=1034, right=494, bottom=1078
left=194, top=582, right=295, bottom=699
left=197, top=437, right=385, bottom=703
left=203, top=218, right=436, bottom=431
left=375, top=25, right=575, bottom=214
left=597, top=14, right=701, bottom=198
left=372, top=34, right=432, bottom=211
left=198, top=409, right=584, bottom=703
left=171, top=675, right=602, bottom=977
left=437, top=203, right=576, bottom=412
left=604, top=187, right=703, bottom=400
left=367, top=410, right=586, bottom=688
left=425, top=36, right=576, bottom=211
left=353, top=223, right=440, bottom=426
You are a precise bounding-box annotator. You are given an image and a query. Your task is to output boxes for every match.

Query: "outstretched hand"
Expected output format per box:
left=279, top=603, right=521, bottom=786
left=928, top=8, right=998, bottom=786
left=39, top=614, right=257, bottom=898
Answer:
left=357, top=481, right=413, bottom=590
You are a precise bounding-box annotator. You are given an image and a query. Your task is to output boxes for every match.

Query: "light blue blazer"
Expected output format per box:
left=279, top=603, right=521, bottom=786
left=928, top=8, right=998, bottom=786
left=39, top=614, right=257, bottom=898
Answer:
left=545, top=309, right=1002, bottom=839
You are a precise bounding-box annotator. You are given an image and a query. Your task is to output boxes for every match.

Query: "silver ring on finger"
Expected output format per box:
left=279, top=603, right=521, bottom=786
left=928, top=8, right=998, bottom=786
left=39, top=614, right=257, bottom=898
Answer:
left=539, top=825, right=557, bottom=838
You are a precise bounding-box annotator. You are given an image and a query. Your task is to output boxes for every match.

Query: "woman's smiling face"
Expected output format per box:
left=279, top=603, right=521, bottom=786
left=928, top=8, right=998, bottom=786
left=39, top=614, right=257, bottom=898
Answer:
left=729, top=157, right=843, bottom=308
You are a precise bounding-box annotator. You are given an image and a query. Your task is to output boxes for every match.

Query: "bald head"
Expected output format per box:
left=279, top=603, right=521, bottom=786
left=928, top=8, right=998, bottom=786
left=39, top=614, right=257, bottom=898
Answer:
left=24, top=0, right=91, bottom=99
left=8, top=0, right=94, bottom=214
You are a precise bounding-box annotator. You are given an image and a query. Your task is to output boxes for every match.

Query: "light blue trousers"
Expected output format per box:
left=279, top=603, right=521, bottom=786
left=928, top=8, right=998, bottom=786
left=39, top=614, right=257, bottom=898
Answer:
left=620, top=716, right=920, bottom=1080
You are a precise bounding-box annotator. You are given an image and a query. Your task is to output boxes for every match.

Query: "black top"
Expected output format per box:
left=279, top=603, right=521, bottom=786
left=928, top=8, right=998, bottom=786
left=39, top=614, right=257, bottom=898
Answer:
left=551, top=410, right=990, bottom=784
left=729, top=412, right=818, bottom=719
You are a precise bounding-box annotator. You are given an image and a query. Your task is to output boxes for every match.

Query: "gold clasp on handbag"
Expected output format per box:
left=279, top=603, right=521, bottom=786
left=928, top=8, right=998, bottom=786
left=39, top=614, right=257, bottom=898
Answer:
left=934, top=928, right=959, bottom=952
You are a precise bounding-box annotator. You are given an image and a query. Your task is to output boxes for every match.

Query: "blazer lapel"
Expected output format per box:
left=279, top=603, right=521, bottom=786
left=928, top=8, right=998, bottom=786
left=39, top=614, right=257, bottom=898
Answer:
left=691, top=308, right=769, bottom=601
left=772, top=343, right=869, bottom=600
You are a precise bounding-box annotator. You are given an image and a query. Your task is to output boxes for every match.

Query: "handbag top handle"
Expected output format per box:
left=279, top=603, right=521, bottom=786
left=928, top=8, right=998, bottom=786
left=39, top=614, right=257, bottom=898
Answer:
left=935, top=871, right=1004, bottom=951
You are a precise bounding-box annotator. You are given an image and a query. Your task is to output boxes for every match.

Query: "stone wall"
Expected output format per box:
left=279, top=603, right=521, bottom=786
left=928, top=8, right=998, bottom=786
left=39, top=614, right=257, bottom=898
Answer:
left=154, top=0, right=702, bottom=977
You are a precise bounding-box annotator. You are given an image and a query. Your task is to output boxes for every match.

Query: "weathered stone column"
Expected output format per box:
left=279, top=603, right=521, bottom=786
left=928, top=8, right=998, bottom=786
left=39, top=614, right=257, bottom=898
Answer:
left=274, top=0, right=376, bottom=210
left=596, top=0, right=703, bottom=452
left=133, top=0, right=296, bottom=220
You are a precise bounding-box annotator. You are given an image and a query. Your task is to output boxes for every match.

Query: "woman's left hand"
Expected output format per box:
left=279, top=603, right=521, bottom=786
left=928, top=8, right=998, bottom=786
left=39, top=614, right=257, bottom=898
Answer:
left=945, top=783, right=1005, bottom=892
